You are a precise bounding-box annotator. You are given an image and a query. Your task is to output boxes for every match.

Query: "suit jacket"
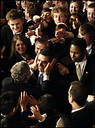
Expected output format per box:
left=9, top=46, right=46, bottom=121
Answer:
left=67, top=57, right=95, bottom=95
left=69, top=107, right=94, bottom=128
left=31, top=67, right=72, bottom=113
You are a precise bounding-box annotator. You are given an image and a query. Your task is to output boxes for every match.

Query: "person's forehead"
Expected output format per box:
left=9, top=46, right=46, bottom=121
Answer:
left=70, top=44, right=80, bottom=51
left=87, top=7, right=95, bottom=11
left=36, top=42, right=47, bottom=48
left=38, top=54, right=49, bottom=60
left=54, top=12, right=65, bottom=15
left=9, top=18, right=23, bottom=23
left=70, top=2, right=78, bottom=5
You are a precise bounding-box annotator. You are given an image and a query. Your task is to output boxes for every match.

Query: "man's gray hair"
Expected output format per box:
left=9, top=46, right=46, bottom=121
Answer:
left=10, top=61, right=30, bottom=83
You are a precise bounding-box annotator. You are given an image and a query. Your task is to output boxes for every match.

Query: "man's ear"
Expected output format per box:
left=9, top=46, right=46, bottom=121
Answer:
left=70, top=94, right=74, bottom=103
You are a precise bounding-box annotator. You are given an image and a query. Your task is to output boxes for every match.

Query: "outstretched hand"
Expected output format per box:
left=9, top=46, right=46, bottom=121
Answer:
left=19, top=91, right=29, bottom=112
left=28, top=105, right=42, bottom=121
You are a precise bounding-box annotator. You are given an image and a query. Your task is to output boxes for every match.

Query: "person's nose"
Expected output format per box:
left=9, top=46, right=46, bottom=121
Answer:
left=14, top=25, right=17, bottom=29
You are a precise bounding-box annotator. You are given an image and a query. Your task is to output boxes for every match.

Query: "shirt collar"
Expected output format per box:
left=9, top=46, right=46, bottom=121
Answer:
left=75, top=56, right=87, bottom=66
left=71, top=106, right=85, bottom=113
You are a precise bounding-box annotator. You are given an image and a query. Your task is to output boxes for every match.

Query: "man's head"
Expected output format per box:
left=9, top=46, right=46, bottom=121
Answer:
left=52, top=5, right=68, bottom=25
left=41, top=8, right=52, bottom=23
left=87, top=0, right=95, bottom=6
left=78, top=23, right=95, bottom=46
left=38, top=93, right=56, bottom=113
left=69, top=0, right=83, bottom=14
left=35, top=36, right=49, bottom=55
left=6, top=9, right=24, bottom=34
left=10, top=61, right=31, bottom=83
left=68, top=81, right=88, bottom=107
left=37, top=48, right=53, bottom=73
left=70, top=38, right=87, bottom=62
left=25, top=2, right=38, bottom=19
left=0, top=91, right=19, bottom=115
left=87, top=3, right=95, bottom=24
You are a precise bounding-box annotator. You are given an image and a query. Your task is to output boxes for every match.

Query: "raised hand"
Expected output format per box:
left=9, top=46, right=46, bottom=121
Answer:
left=19, top=91, right=29, bottom=112
left=28, top=105, right=42, bottom=121
left=30, top=55, right=39, bottom=71
left=44, top=58, right=56, bottom=75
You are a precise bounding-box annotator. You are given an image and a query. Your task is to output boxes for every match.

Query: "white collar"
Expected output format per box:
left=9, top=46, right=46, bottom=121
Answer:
left=71, top=106, right=85, bottom=113
left=75, top=56, right=87, bottom=66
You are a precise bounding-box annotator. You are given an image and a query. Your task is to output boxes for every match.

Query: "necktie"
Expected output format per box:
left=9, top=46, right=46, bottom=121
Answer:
left=76, top=64, right=82, bottom=80
left=40, top=74, right=43, bottom=85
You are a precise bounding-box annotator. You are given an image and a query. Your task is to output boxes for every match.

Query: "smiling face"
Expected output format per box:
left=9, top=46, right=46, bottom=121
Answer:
left=8, top=18, right=24, bottom=34
left=53, top=12, right=67, bottom=25
left=37, top=54, right=49, bottom=72
left=15, top=39, right=27, bottom=56
left=35, top=42, right=48, bottom=55
left=70, top=2, right=80, bottom=14
left=87, top=7, right=95, bottom=23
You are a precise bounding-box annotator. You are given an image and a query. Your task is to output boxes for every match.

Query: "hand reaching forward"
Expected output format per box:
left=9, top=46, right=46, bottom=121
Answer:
left=19, top=91, right=29, bottom=112
left=30, top=55, right=38, bottom=71
left=28, top=105, right=42, bottom=121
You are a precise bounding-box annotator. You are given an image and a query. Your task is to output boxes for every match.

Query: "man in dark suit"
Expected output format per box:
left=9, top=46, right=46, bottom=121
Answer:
left=30, top=47, right=56, bottom=90
left=56, top=81, right=95, bottom=128
left=68, top=38, right=95, bottom=101
left=0, top=9, right=27, bottom=59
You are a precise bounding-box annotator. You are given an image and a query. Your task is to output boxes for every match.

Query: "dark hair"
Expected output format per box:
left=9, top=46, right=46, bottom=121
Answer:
left=38, top=93, right=56, bottom=114
left=0, top=91, right=19, bottom=115
left=69, top=81, right=88, bottom=106
left=35, top=36, right=49, bottom=45
left=6, top=9, right=24, bottom=21
left=88, top=3, right=95, bottom=8
left=40, top=47, right=53, bottom=62
left=71, top=38, right=87, bottom=52
left=26, top=2, right=39, bottom=18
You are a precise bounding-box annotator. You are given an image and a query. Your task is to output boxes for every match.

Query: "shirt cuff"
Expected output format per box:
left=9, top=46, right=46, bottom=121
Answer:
left=43, top=74, right=49, bottom=81
left=38, top=113, right=47, bottom=122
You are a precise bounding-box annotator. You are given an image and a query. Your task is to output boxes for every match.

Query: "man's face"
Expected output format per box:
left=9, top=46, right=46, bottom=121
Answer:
left=53, top=12, right=67, bottom=25
left=78, top=32, right=91, bottom=46
left=8, top=18, right=24, bottom=34
left=87, top=8, right=95, bottom=23
left=42, top=11, right=52, bottom=22
left=70, top=44, right=83, bottom=62
left=68, top=85, right=72, bottom=104
left=21, top=0, right=28, bottom=10
left=35, top=42, right=48, bottom=55
left=70, top=15, right=80, bottom=27
left=15, top=39, right=27, bottom=55
left=37, top=54, right=49, bottom=72
left=70, top=2, right=80, bottom=14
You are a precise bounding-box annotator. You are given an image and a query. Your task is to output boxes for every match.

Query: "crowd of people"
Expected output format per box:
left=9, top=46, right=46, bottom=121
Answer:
left=0, top=0, right=95, bottom=127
